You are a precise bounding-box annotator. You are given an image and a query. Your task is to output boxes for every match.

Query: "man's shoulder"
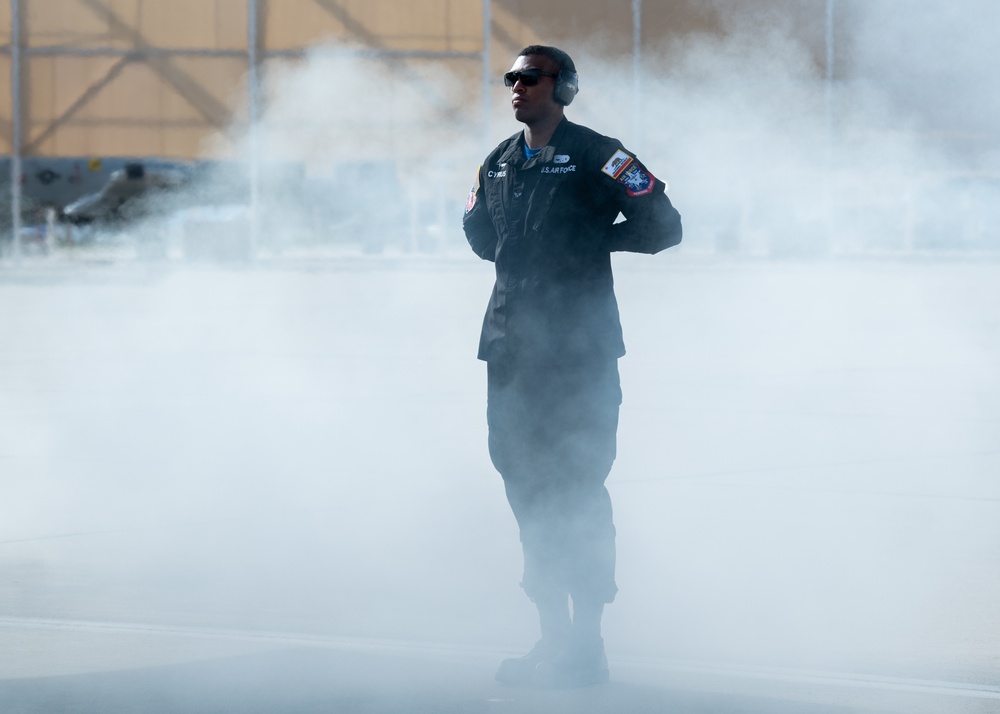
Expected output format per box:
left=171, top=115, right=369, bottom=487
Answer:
left=484, top=131, right=523, bottom=162
left=561, top=120, right=622, bottom=150
left=558, top=121, right=640, bottom=178
left=559, top=121, right=629, bottom=168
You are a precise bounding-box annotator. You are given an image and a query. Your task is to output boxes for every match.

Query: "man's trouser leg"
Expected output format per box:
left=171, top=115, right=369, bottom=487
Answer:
left=487, top=359, right=621, bottom=612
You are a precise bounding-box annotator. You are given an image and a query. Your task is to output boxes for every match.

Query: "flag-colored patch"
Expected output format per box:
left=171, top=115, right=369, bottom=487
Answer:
left=466, top=167, right=481, bottom=213
left=601, top=149, right=633, bottom=179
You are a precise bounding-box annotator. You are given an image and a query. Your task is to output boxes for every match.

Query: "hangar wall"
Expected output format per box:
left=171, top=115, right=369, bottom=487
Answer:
left=0, top=0, right=753, bottom=160
left=0, top=0, right=490, bottom=159
left=1, top=1, right=995, bottom=257
left=1, top=1, right=986, bottom=165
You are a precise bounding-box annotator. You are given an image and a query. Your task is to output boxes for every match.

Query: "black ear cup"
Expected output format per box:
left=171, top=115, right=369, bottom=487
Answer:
left=554, top=68, right=579, bottom=106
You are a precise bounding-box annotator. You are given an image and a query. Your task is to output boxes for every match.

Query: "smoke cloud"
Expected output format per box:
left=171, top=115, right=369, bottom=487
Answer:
left=1, top=1, right=998, bottom=704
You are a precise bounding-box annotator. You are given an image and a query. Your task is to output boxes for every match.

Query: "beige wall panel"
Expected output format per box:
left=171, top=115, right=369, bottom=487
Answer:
left=25, top=54, right=56, bottom=130
left=488, top=2, right=542, bottom=61
left=156, top=56, right=247, bottom=157
left=23, top=55, right=247, bottom=157
left=25, top=58, right=148, bottom=154
left=0, top=0, right=10, bottom=43
left=263, top=0, right=481, bottom=53
left=263, top=0, right=350, bottom=50
left=0, top=55, right=10, bottom=152
left=159, top=125, right=209, bottom=157
left=134, top=0, right=216, bottom=48
left=213, top=0, right=251, bottom=50
left=494, top=0, right=816, bottom=59
left=87, top=62, right=161, bottom=121
left=139, top=0, right=247, bottom=50
left=639, top=0, right=724, bottom=48
left=497, top=0, right=633, bottom=55
left=104, top=0, right=155, bottom=40
left=20, top=0, right=249, bottom=51
left=366, top=0, right=480, bottom=52
left=162, top=56, right=247, bottom=131
left=55, top=121, right=158, bottom=156
left=491, top=0, right=723, bottom=57
left=447, top=0, right=484, bottom=52
left=26, top=56, right=116, bottom=151
left=25, top=0, right=131, bottom=49
left=0, top=0, right=798, bottom=161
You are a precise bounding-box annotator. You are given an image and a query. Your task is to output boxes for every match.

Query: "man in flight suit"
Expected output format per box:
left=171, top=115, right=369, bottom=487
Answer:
left=463, top=45, right=682, bottom=688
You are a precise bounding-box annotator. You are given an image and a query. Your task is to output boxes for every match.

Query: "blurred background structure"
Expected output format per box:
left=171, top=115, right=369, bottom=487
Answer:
left=2, top=5, right=999, bottom=706
left=0, top=0, right=997, bottom=259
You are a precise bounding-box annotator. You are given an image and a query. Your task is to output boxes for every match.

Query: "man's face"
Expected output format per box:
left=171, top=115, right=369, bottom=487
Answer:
left=506, top=54, right=562, bottom=126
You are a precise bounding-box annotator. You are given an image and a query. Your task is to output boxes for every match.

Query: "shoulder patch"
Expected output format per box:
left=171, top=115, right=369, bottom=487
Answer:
left=465, top=166, right=481, bottom=213
left=618, top=161, right=656, bottom=197
left=601, top=149, right=633, bottom=178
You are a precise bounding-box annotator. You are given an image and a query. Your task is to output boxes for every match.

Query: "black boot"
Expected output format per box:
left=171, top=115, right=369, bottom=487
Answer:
left=536, top=635, right=609, bottom=688
left=495, top=636, right=565, bottom=686
left=496, top=591, right=571, bottom=686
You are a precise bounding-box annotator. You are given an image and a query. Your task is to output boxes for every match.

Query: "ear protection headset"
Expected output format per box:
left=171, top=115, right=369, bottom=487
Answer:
left=516, top=45, right=580, bottom=106
left=550, top=47, right=579, bottom=106
left=554, top=66, right=579, bottom=106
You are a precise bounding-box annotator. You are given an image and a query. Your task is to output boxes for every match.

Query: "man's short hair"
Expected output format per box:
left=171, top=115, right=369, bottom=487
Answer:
left=518, top=45, right=576, bottom=74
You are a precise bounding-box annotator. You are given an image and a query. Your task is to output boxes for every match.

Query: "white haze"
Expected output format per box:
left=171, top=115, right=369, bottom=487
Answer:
left=1, top=0, right=998, bottom=697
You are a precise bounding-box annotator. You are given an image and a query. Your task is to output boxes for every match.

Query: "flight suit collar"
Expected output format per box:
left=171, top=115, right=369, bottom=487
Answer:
left=503, top=118, right=571, bottom=169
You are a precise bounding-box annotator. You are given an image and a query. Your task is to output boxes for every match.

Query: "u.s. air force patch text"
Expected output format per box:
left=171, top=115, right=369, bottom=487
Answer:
left=541, top=165, right=576, bottom=174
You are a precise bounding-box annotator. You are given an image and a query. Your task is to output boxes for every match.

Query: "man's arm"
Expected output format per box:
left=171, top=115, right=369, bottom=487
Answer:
left=609, top=190, right=682, bottom=254
left=599, top=148, right=682, bottom=254
left=463, top=166, right=499, bottom=261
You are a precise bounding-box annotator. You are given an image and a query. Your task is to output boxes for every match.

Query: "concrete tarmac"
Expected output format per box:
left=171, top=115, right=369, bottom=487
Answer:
left=2, top=617, right=999, bottom=714
left=2, top=255, right=999, bottom=713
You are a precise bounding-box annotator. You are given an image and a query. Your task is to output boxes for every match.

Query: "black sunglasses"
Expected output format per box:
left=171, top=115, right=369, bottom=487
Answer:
left=503, top=69, right=558, bottom=88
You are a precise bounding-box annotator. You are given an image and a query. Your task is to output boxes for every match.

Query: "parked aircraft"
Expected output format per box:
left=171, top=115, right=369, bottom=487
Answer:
left=0, top=156, right=193, bottom=223
left=61, top=161, right=192, bottom=224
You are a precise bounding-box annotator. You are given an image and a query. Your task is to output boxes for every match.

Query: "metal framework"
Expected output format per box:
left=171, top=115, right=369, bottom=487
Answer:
left=1, top=0, right=492, bottom=261
left=9, top=0, right=21, bottom=258
left=0, top=0, right=852, bottom=260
